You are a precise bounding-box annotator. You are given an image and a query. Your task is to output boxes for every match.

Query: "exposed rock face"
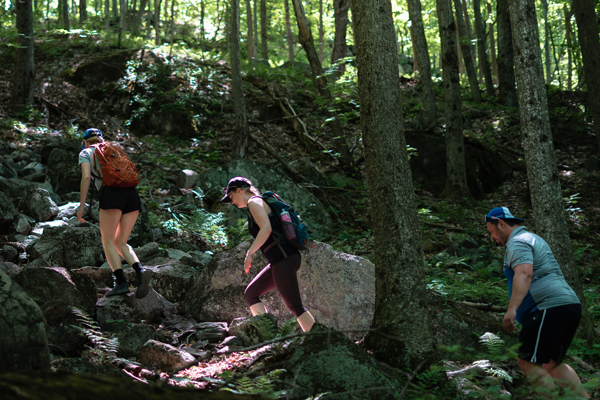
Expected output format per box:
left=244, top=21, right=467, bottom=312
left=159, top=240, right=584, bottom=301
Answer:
left=138, top=339, right=196, bottom=371
left=0, top=155, right=18, bottom=178
left=46, top=148, right=82, bottom=195
left=29, top=226, right=104, bottom=269
left=13, top=266, right=98, bottom=315
left=0, top=270, right=50, bottom=372
left=96, top=289, right=166, bottom=327
left=128, top=258, right=199, bottom=303
left=177, top=169, right=199, bottom=188
left=42, top=300, right=89, bottom=357
left=0, top=178, right=58, bottom=222
left=113, top=323, right=158, bottom=358
left=50, top=358, right=127, bottom=378
left=199, top=159, right=334, bottom=238
left=0, top=262, right=22, bottom=278
left=183, top=240, right=375, bottom=338
left=0, top=191, right=18, bottom=225
left=62, top=50, right=136, bottom=89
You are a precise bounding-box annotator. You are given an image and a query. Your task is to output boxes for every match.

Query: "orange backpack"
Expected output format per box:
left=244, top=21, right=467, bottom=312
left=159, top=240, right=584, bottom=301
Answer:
left=90, top=142, right=139, bottom=188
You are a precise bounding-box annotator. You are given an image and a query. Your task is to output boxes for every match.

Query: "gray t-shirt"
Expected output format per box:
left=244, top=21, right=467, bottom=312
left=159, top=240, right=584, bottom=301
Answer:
left=78, top=147, right=102, bottom=191
left=504, top=226, right=579, bottom=321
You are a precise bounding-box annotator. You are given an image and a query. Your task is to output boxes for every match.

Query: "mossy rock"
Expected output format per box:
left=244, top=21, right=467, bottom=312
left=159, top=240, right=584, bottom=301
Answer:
left=129, top=109, right=200, bottom=139
left=63, top=50, right=136, bottom=89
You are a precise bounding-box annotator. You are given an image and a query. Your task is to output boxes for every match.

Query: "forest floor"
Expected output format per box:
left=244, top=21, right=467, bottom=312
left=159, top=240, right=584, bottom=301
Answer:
left=1, top=32, right=600, bottom=398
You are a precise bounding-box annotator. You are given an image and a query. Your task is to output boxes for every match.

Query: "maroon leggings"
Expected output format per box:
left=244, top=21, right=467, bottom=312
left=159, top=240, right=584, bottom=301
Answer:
left=244, top=253, right=307, bottom=317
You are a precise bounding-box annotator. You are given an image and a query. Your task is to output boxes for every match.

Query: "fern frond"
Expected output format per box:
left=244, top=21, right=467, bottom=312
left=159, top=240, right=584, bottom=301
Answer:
left=278, top=318, right=298, bottom=337
left=70, top=307, right=119, bottom=362
left=479, top=332, right=505, bottom=356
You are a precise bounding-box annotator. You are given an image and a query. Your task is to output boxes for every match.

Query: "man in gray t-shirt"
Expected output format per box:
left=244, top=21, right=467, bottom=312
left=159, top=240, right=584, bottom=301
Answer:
left=486, top=207, right=588, bottom=399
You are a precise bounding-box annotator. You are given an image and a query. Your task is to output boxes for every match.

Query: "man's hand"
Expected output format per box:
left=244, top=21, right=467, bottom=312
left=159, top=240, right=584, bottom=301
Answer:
left=244, top=252, right=253, bottom=274
left=76, top=204, right=86, bottom=223
left=503, top=308, right=517, bottom=333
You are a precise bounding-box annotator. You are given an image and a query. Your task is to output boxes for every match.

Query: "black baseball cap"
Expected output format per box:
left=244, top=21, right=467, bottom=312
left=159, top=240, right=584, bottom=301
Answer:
left=220, top=176, right=253, bottom=203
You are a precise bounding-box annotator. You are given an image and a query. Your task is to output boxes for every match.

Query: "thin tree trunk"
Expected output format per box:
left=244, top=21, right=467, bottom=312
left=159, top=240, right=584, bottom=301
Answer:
left=11, top=0, right=35, bottom=114
left=460, top=0, right=477, bottom=80
left=231, top=0, right=249, bottom=158
left=80, top=0, right=87, bottom=22
left=245, top=0, right=255, bottom=61
left=112, top=0, right=117, bottom=18
left=487, top=1, right=498, bottom=85
left=318, top=0, right=323, bottom=63
left=200, top=0, right=205, bottom=49
left=133, top=0, right=146, bottom=34
left=508, top=0, right=597, bottom=344
left=352, top=0, right=435, bottom=369
left=260, top=0, right=267, bottom=59
left=496, top=0, right=516, bottom=106
left=119, top=0, right=126, bottom=32
left=438, top=0, right=470, bottom=199
left=473, top=0, right=493, bottom=94
left=407, top=0, right=436, bottom=129
left=564, top=5, right=572, bottom=92
left=253, top=0, right=258, bottom=59
left=212, top=0, right=222, bottom=42
left=168, top=0, right=175, bottom=56
left=285, top=0, right=294, bottom=60
left=105, top=0, right=109, bottom=30
left=62, top=0, right=70, bottom=29
left=331, top=0, right=350, bottom=74
left=154, top=0, right=160, bottom=44
left=572, top=0, right=600, bottom=156
left=452, top=0, right=481, bottom=102
left=541, top=0, right=551, bottom=84
left=291, top=0, right=355, bottom=175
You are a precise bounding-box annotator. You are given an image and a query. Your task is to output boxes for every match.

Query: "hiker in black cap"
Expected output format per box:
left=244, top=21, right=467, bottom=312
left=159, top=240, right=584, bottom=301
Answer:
left=76, top=128, right=152, bottom=298
left=221, top=176, right=315, bottom=331
left=485, top=207, right=588, bottom=399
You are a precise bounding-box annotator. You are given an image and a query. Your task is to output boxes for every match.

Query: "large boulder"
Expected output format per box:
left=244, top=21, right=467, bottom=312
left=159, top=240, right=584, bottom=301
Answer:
left=62, top=50, right=136, bottom=89
left=113, top=323, right=158, bottom=358
left=0, top=262, right=22, bottom=278
left=0, top=270, right=50, bottom=372
left=0, top=178, right=58, bottom=222
left=0, top=191, right=18, bottom=226
left=42, top=300, right=90, bottom=357
left=182, top=240, right=375, bottom=338
left=96, top=288, right=166, bottom=327
left=0, top=155, right=18, bottom=179
left=46, top=148, right=81, bottom=195
left=199, top=159, right=334, bottom=239
left=13, top=266, right=98, bottom=315
left=138, top=340, right=196, bottom=371
left=29, top=226, right=104, bottom=269
left=128, top=199, right=153, bottom=247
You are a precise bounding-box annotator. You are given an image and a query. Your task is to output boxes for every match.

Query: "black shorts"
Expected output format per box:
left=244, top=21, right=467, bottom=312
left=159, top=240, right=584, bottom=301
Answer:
left=98, top=186, right=141, bottom=214
left=518, top=303, right=581, bottom=365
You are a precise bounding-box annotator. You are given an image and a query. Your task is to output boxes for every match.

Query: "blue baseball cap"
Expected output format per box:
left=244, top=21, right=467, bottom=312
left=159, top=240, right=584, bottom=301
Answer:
left=83, top=128, right=103, bottom=140
left=486, top=207, right=524, bottom=223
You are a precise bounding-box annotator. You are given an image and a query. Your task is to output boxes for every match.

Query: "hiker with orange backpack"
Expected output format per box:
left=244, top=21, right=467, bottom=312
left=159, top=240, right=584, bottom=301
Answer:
left=76, top=128, right=152, bottom=298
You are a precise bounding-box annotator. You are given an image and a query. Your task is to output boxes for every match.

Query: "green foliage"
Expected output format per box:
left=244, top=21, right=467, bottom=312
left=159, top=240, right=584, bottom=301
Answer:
left=70, top=307, right=119, bottom=363
left=227, top=218, right=252, bottom=248
left=222, top=369, right=287, bottom=399
left=162, top=208, right=227, bottom=247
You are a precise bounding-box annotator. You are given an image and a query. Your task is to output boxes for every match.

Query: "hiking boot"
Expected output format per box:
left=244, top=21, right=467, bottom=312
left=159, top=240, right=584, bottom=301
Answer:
left=105, top=281, right=130, bottom=297
left=135, top=268, right=152, bottom=299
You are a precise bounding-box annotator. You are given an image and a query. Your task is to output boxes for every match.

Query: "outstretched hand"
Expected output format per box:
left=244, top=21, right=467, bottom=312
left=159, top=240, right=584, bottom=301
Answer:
left=244, top=252, right=253, bottom=274
left=76, top=204, right=86, bottom=223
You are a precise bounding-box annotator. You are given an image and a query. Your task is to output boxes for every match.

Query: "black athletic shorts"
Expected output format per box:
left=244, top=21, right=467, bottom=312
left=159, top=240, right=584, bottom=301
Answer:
left=518, top=303, right=581, bottom=365
left=98, top=186, right=141, bottom=214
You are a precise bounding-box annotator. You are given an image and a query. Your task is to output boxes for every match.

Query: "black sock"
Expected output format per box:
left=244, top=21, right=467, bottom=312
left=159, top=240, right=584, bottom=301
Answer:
left=113, top=269, right=126, bottom=285
left=132, top=262, right=142, bottom=273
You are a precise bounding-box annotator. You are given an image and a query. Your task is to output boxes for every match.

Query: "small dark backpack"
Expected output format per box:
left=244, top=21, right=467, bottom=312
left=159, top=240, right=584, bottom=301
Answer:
left=249, top=191, right=314, bottom=257
left=90, top=142, right=139, bottom=188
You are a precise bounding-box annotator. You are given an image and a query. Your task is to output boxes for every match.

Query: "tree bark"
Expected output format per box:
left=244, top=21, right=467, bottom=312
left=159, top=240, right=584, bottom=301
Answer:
left=508, top=0, right=597, bottom=344
left=572, top=0, right=600, bottom=155
left=104, top=0, right=109, bottom=31
left=318, top=0, right=323, bottom=63
left=496, top=0, right=517, bottom=106
left=541, top=0, right=551, bottom=84
left=79, top=0, right=87, bottom=22
left=245, top=0, right=255, bottom=61
left=11, top=0, right=35, bottom=114
left=452, top=0, right=481, bottom=102
left=487, top=1, right=498, bottom=85
left=154, top=0, right=160, bottom=44
left=260, top=0, right=267, bottom=59
left=285, top=0, right=294, bottom=60
left=61, top=0, right=70, bottom=29
left=460, top=0, right=477, bottom=80
left=407, top=0, right=436, bottom=130
left=231, top=0, right=249, bottom=158
left=119, top=0, right=126, bottom=32
left=200, top=0, right=205, bottom=47
left=438, top=0, right=469, bottom=199
left=253, top=0, right=258, bottom=59
left=564, top=5, right=572, bottom=92
left=291, top=0, right=355, bottom=175
left=331, top=0, right=350, bottom=74
left=352, top=0, right=435, bottom=368
left=112, top=0, right=117, bottom=18
left=473, top=0, right=493, bottom=94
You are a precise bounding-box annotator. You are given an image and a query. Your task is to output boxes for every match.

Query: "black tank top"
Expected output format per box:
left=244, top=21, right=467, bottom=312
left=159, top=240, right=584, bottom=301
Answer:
left=248, top=210, right=299, bottom=264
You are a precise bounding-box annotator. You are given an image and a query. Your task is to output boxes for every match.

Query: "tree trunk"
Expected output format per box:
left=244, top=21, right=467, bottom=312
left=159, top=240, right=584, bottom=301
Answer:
left=231, top=0, right=249, bottom=158
left=541, top=0, right=551, bottom=83
left=473, top=0, right=493, bottom=94
left=285, top=0, right=294, bottom=60
left=253, top=0, right=258, bottom=59
left=260, top=0, right=267, bottom=59
left=452, top=0, right=481, bottom=102
left=564, top=5, right=572, bottom=92
left=496, top=0, right=516, bottom=106
left=79, top=0, right=87, bottom=22
left=119, top=0, right=126, bottom=32
left=352, top=0, right=435, bottom=368
left=331, top=0, right=350, bottom=74
left=168, top=0, right=175, bottom=56
left=291, top=0, right=355, bottom=175
left=407, top=0, right=436, bottom=130
left=245, top=0, right=255, bottom=61
left=460, top=0, right=477, bottom=80
left=487, top=1, right=498, bottom=85
left=318, top=0, right=323, bottom=63
left=112, top=0, right=117, bottom=18
left=62, top=0, right=70, bottom=29
left=154, top=0, right=160, bottom=44
left=572, top=0, right=600, bottom=155
left=11, top=0, right=35, bottom=114
left=438, top=0, right=469, bottom=199
left=200, top=0, right=205, bottom=46
left=508, top=0, right=597, bottom=344
left=104, top=0, right=109, bottom=31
